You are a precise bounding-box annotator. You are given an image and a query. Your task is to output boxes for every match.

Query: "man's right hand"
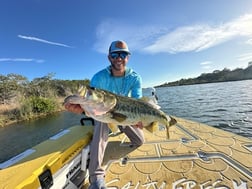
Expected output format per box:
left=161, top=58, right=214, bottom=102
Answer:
left=64, top=102, right=84, bottom=114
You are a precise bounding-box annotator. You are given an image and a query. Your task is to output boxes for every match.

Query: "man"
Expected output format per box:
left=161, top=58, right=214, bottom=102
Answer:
left=65, top=40, right=144, bottom=189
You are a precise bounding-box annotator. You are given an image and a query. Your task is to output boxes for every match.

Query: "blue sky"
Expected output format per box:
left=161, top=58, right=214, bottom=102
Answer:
left=1, top=0, right=252, bottom=87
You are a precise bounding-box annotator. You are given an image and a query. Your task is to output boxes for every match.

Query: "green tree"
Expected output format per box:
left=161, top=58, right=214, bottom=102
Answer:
left=0, top=74, right=28, bottom=104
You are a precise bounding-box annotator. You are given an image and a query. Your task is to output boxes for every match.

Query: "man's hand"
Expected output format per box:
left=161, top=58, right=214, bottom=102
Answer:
left=64, top=102, right=84, bottom=114
left=133, top=121, right=143, bottom=129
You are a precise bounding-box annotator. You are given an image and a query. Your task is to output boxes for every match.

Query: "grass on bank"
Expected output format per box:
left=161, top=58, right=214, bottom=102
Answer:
left=0, top=97, right=64, bottom=127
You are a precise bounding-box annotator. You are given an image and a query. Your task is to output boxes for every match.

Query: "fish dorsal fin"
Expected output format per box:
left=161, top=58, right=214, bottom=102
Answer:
left=141, top=96, right=161, bottom=109
left=111, top=112, right=127, bottom=122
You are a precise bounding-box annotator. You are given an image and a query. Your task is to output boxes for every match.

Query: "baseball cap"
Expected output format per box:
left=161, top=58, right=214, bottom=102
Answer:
left=109, top=40, right=131, bottom=54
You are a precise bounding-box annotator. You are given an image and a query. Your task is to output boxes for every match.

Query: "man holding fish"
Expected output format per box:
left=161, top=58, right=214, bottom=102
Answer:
left=65, top=40, right=145, bottom=189
left=65, top=40, right=177, bottom=189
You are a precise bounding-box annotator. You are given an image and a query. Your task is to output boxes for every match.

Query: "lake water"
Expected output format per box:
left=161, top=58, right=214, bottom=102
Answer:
left=0, top=80, right=252, bottom=163
left=153, top=80, right=252, bottom=139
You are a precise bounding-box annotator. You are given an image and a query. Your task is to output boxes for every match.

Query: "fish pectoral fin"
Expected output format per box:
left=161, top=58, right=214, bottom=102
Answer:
left=108, top=123, right=119, bottom=134
left=111, top=112, right=127, bottom=122
left=145, top=121, right=159, bottom=133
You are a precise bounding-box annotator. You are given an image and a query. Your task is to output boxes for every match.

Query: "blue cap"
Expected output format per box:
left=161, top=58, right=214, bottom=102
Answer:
left=109, top=40, right=131, bottom=54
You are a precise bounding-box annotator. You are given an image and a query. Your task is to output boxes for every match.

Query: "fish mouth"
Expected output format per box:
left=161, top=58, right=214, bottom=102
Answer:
left=63, top=94, right=81, bottom=105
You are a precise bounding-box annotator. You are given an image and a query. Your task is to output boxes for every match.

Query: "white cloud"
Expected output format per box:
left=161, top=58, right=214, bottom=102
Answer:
left=246, top=39, right=252, bottom=45
left=237, top=52, right=252, bottom=61
left=144, top=14, right=252, bottom=54
left=0, top=58, right=44, bottom=63
left=94, top=19, right=166, bottom=53
left=18, top=35, right=74, bottom=48
left=200, top=61, right=212, bottom=65
left=95, top=14, right=252, bottom=54
left=200, top=61, right=213, bottom=70
left=202, top=66, right=211, bottom=70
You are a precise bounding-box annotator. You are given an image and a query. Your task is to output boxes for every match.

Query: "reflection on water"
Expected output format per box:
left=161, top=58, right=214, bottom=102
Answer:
left=1, top=80, right=252, bottom=163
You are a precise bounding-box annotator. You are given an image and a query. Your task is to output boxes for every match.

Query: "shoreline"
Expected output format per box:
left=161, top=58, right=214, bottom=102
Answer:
left=0, top=107, right=65, bottom=128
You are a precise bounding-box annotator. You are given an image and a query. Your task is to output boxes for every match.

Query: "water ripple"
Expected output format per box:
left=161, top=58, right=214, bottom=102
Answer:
left=151, top=80, right=252, bottom=139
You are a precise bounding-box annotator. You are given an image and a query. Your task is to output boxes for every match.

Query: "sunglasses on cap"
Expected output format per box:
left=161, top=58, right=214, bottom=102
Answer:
left=110, top=52, right=129, bottom=59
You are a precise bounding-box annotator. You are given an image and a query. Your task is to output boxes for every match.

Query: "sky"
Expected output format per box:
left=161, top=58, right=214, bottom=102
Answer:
left=1, top=0, right=252, bottom=88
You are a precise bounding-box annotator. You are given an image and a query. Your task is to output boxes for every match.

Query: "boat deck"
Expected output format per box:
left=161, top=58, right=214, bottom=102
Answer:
left=100, top=117, right=252, bottom=188
left=1, top=116, right=251, bottom=189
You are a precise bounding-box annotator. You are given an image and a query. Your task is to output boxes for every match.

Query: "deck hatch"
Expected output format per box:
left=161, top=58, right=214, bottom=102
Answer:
left=39, top=169, right=53, bottom=189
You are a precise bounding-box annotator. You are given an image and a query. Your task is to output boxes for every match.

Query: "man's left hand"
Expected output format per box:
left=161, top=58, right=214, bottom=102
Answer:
left=133, top=121, right=143, bottom=129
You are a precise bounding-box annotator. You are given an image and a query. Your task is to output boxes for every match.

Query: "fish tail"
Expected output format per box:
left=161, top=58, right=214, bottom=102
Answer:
left=165, top=124, right=170, bottom=139
left=165, top=116, right=177, bottom=139
left=169, top=116, right=177, bottom=126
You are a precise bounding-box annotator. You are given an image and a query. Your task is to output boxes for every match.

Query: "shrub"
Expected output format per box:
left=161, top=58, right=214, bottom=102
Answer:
left=30, top=96, right=57, bottom=113
left=20, top=96, right=57, bottom=117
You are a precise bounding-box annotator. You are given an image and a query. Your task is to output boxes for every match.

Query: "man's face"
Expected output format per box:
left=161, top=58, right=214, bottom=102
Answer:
left=108, top=52, right=129, bottom=72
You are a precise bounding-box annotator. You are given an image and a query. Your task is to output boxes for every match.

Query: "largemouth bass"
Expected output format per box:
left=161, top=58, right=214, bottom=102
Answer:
left=64, top=85, right=177, bottom=139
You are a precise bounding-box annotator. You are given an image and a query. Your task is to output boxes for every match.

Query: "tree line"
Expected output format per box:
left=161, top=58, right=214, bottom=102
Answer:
left=156, top=63, right=252, bottom=87
left=0, top=73, right=89, bottom=126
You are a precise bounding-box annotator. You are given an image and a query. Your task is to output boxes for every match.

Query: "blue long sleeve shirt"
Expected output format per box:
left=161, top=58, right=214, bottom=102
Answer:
left=90, top=66, right=142, bottom=99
